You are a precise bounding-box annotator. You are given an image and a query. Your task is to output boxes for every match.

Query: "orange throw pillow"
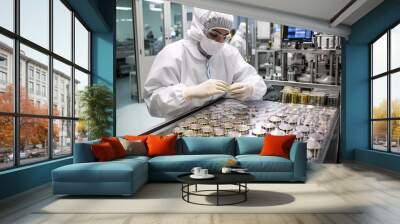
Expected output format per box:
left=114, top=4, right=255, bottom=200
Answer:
left=101, top=137, right=126, bottom=158
left=260, top=134, right=296, bottom=159
left=124, top=135, right=148, bottom=142
left=146, top=135, right=177, bottom=157
left=91, top=142, right=117, bottom=162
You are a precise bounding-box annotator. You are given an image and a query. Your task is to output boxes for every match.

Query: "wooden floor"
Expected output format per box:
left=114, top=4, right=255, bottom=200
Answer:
left=1, top=162, right=400, bottom=224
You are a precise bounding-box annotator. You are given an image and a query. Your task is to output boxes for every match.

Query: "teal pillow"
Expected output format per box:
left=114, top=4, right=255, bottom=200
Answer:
left=236, top=137, right=263, bottom=155
left=180, top=137, right=235, bottom=155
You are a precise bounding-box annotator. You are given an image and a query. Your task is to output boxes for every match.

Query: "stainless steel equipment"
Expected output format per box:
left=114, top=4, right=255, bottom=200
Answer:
left=154, top=99, right=338, bottom=162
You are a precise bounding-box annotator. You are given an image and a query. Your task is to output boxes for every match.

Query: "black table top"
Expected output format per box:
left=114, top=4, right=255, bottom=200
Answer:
left=177, top=172, right=255, bottom=185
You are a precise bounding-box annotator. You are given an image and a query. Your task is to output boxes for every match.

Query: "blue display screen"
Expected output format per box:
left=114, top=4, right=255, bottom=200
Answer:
left=284, top=27, right=313, bottom=41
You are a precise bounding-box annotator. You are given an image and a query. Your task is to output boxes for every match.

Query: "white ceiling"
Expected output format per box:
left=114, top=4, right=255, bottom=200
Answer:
left=173, top=0, right=384, bottom=37
left=225, top=0, right=353, bottom=24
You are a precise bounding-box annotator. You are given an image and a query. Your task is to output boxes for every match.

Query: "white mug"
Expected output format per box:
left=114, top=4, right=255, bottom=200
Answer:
left=221, top=167, right=232, bottom=174
left=191, top=167, right=202, bottom=176
left=200, top=169, right=208, bottom=176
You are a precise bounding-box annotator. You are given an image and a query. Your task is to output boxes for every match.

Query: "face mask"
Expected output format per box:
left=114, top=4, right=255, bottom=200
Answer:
left=199, top=36, right=224, bottom=56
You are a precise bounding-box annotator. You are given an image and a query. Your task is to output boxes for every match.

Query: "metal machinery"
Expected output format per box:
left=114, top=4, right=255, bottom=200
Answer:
left=144, top=99, right=339, bottom=163
left=140, top=30, right=342, bottom=163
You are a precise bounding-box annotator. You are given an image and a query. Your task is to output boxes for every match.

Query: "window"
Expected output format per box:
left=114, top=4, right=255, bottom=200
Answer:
left=0, top=55, right=7, bottom=67
left=0, top=35, right=14, bottom=113
left=74, top=69, right=89, bottom=119
left=53, top=59, right=72, bottom=117
left=53, top=119, right=72, bottom=158
left=0, top=0, right=14, bottom=31
left=0, top=71, right=6, bottom=85
left=53, top=0, right=72, bottom=60
left=42, top=85, right=46, bottom=97
left=35, top=70, right=41, bottom=81
left=0, top=116, right=13, bottom=170
left=19, top=117, right=49, bottom=165
left=28, top=67, right=34, bottom=80
left=370, top=22, right=400, bottom=153
left=36, top=83, right=40, bottom=95
left=0, top=1, right=91, bottom=170
left=74, top=18, right=89, bottom=70
left=20, top=0, right=49, bottom=48
left=28, top=81, right=34, bottom=94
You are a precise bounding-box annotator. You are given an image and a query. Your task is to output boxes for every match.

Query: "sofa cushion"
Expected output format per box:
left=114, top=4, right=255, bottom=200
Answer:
left=260, top=134, right=296, bottom=159
left=53, top=156, right=148, bottom=183
left=236, top=137, right=263, bottom=155
left=91, top=142, right=118, bottom=162
left=101, top=137, right=127, bottom=158
left=124, top=135, right=149, bottom=142
left=147, top=135, right=177, bottom=157
left=179, top=137, right=235, bottom=155
left=115, top=155, right=150, bottom=164
left=73, top=140, right=100, bottom=163
left=149, top=154, right=235, bottom=172
left=118, top=138, right=147, bottom=156
left=236, top=155, right=293, bottom=172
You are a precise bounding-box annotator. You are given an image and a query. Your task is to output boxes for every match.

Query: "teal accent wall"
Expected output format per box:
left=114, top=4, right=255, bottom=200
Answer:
left=0, top=0, right=116, bottom=200
left=91, top=0, right=116, bottom=135
left=343, top=0, right=400, bottom=171
left=0, top=158, right=72, bottom=199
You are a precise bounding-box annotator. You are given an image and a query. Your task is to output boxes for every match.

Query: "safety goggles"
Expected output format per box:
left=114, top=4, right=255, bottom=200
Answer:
left=207, top=29, right=230, bottom=40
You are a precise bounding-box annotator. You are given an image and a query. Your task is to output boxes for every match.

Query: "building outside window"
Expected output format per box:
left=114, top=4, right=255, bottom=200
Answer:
left=28, top=81, right=34, bottom=94
left=28, top=67, right=34, bottom=80
left=370, top=23, right=400, bottom=154
left=0, top=54, right=7, bottom=67
left=35, top=70, right=40, bottom=81
left=35, top=83, right=40, bottom=95
left=0, top=0, right=91, bottom=170
left=0, top=54, right=7, bottom=89
left=41, top=85, right=46, bottom=97
left=41, top=73, right=46, bottom=83
left=0, top=71, right=6, bottom=84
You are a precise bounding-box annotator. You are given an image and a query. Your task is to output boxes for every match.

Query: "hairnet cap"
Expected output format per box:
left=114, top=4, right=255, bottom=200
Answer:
left=203, top=16, right=233, bottom=34
left=186, top=8, right=234, bottom=42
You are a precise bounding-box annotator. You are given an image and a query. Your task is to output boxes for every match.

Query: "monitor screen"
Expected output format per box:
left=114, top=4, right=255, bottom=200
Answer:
left=283, top=26, right=313, bottom=42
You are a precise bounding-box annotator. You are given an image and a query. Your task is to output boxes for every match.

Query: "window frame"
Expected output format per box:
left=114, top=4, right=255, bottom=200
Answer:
left=370, top=20, right=400, bottom=154
left=0, top=0, right=92, bottom=171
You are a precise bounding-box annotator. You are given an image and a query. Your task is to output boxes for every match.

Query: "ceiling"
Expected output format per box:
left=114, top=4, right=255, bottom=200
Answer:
left=225, top=0, right=353, bottom=24
left=173, top=0, right=384, bottom=37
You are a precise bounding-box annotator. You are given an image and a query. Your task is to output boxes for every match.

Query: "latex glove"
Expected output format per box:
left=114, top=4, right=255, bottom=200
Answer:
left=228, top=82, right=254, bottom=100
left=183, top=79, right=228, bottom=100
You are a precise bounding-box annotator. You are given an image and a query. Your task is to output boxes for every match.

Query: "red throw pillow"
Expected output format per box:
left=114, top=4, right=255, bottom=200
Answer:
left=146, top=135, right=177, bottom=157
left=101, top=137, right=126, bottom=158
left=91, top=142, right=117, bottom=162
left=260, top=134, right=296, bottom=159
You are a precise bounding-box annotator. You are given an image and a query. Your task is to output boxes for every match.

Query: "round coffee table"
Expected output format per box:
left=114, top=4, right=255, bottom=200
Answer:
left=177, top=173, right=255, bottom=206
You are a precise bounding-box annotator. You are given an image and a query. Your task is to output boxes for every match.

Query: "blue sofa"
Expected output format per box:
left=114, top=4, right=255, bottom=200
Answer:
left=52, top=137, right=306, bottom=196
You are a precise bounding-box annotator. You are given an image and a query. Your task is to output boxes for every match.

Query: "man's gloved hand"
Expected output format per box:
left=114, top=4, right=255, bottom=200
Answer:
left=228, top=82, right=254, bottom=101
left=183, top=79, right=228, bottom=100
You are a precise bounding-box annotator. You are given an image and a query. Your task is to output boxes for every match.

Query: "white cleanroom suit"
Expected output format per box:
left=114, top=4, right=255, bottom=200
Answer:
left=144, top=9, right=267, bottom=118
left=230, top=22, right=247, bottom=58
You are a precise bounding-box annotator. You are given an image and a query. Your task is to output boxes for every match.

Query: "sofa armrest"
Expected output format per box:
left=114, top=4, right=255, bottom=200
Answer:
left=289, top=142, right=307, bottom=181
left=73, top=140, right=99, bottom=163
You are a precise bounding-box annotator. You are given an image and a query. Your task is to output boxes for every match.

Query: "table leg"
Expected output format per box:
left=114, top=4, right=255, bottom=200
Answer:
left=195, top=184, right=198, bottom=192
left=245, top=183, right=247, bottom=201
left=217, top=184, right=219, bottom=206
left=187, top=184, right=190, bottom=202
left=181, top=184, right=183, bottom=199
